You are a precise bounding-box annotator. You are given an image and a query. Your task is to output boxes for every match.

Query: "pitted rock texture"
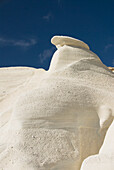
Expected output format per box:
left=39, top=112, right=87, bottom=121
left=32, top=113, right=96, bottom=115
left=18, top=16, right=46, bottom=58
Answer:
left=0, top=36, right=114, bottom=170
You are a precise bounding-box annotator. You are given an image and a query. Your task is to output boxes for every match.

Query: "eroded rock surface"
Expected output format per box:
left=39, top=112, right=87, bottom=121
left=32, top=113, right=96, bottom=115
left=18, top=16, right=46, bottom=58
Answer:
left=81, top=120, right=114, bottom=170
left=0, top=36, right=114, bottom=170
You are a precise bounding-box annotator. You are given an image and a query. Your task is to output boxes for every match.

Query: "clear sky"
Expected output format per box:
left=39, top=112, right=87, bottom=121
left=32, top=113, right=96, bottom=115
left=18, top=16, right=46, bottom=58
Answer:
left=0, top=0, right=114, bottom=70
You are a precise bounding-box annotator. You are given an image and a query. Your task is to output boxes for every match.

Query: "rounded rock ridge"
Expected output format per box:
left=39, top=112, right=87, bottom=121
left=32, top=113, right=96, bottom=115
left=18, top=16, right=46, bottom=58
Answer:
left=51, top=35, right=90, bottom=50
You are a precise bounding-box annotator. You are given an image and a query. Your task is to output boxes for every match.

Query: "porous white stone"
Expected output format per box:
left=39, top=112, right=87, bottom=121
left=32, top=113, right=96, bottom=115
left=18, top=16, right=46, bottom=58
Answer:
left=81, top=120, right=114, bottom=170
left=0, top=36, right=114, bottom=170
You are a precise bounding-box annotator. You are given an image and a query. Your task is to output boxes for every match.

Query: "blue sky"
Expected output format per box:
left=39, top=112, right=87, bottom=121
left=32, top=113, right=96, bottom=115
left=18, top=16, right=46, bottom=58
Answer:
left=0, top=0, right=114, bottom=70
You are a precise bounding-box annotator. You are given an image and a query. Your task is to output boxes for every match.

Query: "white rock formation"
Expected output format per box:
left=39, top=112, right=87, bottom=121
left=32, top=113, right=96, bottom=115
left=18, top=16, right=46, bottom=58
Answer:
left=81, top=120, right=114, bottom=170
left=0, top=36, right=114, bottom=170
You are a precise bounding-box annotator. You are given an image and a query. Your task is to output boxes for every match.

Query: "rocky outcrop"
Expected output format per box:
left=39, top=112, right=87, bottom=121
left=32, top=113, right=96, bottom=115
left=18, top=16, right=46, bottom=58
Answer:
left=81, top=120, right=114, bottom=170
left=0, top=36, right=114, bottom=170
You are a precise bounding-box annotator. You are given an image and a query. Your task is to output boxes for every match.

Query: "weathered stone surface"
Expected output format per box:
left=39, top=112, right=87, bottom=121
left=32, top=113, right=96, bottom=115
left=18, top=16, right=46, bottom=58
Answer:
left=0, top=36, right=114, bottom=170
left=81, top=120, right=114, bottom=170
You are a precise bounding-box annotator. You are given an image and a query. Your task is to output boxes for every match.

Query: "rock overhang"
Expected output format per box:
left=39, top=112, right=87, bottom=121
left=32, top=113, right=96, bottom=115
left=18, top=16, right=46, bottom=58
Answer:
left=51, top=35, right=90, bottom=50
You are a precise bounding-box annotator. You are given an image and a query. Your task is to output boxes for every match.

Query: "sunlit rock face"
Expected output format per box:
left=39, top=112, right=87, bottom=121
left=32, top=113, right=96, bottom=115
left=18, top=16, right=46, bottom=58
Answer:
left=108, top=67, right=114, bottom=72
left=0, top=36, right=114, bottom=170
left=81, top=120, right=114, bottom=170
